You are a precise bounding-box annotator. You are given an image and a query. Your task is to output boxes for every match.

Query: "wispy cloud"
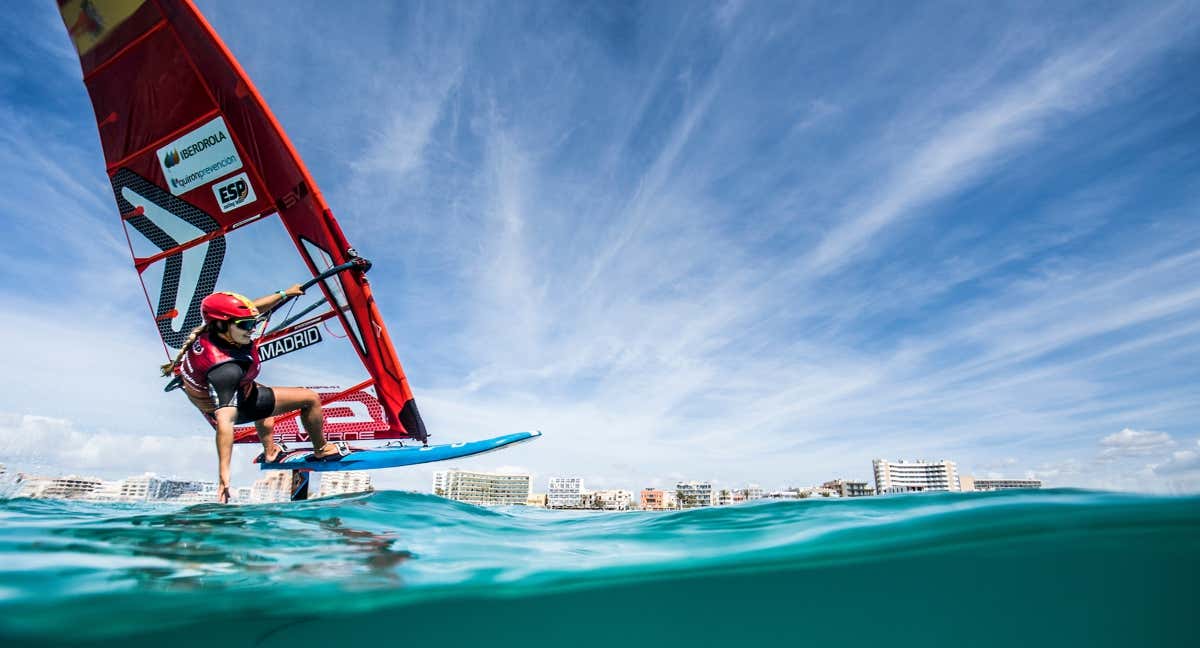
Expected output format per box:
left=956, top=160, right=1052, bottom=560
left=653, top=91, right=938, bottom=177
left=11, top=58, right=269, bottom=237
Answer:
left=803, top=2, right=1197, bottom=276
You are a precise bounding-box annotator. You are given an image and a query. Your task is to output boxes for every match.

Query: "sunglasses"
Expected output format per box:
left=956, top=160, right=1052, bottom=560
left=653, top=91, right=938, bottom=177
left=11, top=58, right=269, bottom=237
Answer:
left=232, top=318, right=260, bottom=331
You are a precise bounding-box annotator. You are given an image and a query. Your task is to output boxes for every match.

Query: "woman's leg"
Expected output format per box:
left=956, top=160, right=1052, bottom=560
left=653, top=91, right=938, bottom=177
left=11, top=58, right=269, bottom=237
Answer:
left=254, top=416, right=281, bottom=460
left=270, top=386, right=336, bottom=456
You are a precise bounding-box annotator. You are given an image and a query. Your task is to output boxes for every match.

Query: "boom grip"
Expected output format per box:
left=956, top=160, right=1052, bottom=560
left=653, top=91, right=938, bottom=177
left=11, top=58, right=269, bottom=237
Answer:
left=273, top=257, right=372, bottom=312
left=299, top=257, right=370, bottom=292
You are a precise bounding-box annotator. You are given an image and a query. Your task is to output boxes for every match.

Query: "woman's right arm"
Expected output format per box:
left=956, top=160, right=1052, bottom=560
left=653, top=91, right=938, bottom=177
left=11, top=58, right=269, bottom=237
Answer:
left=205, top=364, right=246, bottom=504
left=212, top=406, right=237, bottom=503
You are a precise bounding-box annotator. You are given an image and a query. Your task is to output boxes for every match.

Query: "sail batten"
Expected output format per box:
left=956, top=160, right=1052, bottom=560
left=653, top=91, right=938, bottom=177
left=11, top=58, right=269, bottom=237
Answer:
left=104, top=107, right=223, bottom=173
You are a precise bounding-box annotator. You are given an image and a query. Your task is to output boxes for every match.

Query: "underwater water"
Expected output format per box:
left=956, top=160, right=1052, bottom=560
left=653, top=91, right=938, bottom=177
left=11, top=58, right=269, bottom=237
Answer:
left=0, top=488, right=1195, bottom=647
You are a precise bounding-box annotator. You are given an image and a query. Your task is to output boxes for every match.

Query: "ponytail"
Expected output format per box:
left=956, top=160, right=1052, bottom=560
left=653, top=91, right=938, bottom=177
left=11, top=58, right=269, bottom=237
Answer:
left=160, top=322, right=209, bottom=376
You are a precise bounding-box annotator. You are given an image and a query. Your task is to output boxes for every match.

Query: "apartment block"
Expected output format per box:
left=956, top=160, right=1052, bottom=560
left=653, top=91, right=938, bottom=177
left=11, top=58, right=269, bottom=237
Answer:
left=548, top=477, right=584, bottom=508
left=433, top=469, right=531, bottom=506
left=318, top=471, right=373, bottom=497
left=588, top=489, right=633, bottom=510
left=965, top=476, right=1043, bottom=491
left=822, top=479, right=874, bottom=497
left=640, top=488, right=677, bottom=510
left=873, top=459, right=960, bottom=493
left=675, top=481, right=714, bottom=509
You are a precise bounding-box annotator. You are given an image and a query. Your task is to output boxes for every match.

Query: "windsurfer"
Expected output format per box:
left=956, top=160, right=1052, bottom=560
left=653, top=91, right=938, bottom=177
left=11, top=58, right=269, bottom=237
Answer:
left=160, top=290, right=342, bottom=503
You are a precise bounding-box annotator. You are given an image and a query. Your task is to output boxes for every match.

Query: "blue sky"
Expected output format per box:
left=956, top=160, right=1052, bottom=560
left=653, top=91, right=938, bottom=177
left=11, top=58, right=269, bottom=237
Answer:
left=2, top=1, right=1198, bottom=494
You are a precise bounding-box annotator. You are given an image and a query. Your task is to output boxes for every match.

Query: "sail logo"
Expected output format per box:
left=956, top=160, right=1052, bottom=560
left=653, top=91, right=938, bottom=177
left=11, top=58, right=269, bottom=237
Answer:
left=259, top=326, right=323, bottom=362
left=236, top=387, right=388, bottom=442
left=212, top=172, right=257, bottom=213
left=156, top=116, right=243, bottom=196
left=178, top=131, right=227, bottom=161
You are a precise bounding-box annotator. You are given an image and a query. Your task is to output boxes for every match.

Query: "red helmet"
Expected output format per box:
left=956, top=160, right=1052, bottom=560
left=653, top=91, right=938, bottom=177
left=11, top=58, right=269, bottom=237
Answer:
left=200, top=292, right=258, bottom=323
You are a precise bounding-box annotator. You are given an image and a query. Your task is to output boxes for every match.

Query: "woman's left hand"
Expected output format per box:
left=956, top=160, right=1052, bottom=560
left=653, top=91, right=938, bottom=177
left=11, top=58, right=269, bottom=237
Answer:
left=285, top=283, right=305, bottom=298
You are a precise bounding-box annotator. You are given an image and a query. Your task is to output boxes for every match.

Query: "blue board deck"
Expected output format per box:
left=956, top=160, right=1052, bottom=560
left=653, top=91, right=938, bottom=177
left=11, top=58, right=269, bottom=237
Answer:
left=257, top=431, right=542, bottom=472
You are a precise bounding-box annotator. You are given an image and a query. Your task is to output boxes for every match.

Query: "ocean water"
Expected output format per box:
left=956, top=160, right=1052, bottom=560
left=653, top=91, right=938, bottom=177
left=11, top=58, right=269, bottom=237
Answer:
left=0, top=489, right=1195, bottom=647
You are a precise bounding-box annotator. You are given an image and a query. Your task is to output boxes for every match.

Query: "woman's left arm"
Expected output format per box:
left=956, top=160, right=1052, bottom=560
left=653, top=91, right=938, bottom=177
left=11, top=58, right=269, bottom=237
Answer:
left=253, top=284, right=304, bottom=311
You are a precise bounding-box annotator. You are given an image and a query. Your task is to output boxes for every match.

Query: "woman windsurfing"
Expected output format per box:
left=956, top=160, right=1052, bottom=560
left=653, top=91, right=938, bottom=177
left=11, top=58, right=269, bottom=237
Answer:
left=160, top=289, right=343, bottom=503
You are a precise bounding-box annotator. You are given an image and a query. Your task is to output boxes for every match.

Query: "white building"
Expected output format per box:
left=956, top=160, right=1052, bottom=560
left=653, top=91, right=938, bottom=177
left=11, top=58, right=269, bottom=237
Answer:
left=171, top=483, right=219, bottom=504
left=548, top=477, right=585, bottom=508
left=318, top=471, right=373, bottom=497
left=432, top=469, right=531, bottom=506
left=966, top=477, right=1043, bottom=491
left=156, top=478, right=215, bottom=501
left=716, top=489, right=735, bottom=506
left=12, top=472, right=229, bottom=504
left=873, top=459, right=960, bottom=493
left=589, top=489, right=633, bottom=510
left=251, top=471, right=295, bottom=503
left=118, top=474, right=210, bottom=502
left=675, top=481, right=715, bottom=509
left=822, top=479, right=874, bottom=498
left=15, top=474, right=102, bottom=499
left=119, top=473, right=165, bottom=501
left=82, top=480, right=126, bottom=502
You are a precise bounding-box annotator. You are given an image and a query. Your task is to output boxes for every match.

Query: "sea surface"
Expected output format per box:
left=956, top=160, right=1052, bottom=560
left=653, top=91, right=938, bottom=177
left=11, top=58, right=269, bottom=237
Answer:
left=0, top=488, right=1195, bottom=647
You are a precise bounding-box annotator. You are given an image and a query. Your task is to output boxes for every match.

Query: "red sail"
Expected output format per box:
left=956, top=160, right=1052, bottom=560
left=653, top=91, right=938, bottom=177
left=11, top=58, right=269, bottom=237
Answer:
left=59, top=0, right=428, bottom=443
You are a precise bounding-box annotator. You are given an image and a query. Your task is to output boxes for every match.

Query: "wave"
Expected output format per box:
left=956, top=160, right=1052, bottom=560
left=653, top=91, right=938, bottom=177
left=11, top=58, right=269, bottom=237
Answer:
left=1, top=489, right=1196, bottom=647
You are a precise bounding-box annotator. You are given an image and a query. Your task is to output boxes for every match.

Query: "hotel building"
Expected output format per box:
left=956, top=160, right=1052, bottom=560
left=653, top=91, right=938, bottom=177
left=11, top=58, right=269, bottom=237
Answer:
left=118, top=473, right=162, bottom=501
left=14, top=474, right=102, bottom=499
left=9, top=470, right=292, bottom=504
left=83, top=480, right=126, bottom=502
left=318, top=471, right=373, bottom=497
left=963, top=476, right=1043, bottom=491
left=873, top=459, right=960, bottom=493
left=548, top=477, right=584, bottom=508
left=432, top=469, right=531, bottom=506
left=157, top=478, right=215, bottom=501
left=171, top=483, right=219, bottom=504
left=251, top=471, right=295, bottom=503
left=675, top=481, right=715, bottom=509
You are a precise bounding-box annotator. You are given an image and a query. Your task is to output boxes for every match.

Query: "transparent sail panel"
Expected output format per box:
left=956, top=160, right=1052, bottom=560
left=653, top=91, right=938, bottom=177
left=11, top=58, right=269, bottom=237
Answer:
left=299, top=238, right=367, bottom=356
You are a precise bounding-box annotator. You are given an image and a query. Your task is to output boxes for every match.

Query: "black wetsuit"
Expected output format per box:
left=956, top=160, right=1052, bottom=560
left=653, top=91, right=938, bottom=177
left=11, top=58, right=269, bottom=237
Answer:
left=203, top=335, right=276, bottom=425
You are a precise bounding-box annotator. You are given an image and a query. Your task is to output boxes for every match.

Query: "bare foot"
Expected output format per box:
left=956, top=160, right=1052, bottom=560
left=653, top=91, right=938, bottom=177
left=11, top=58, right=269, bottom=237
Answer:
left=218, top=485, right=231, bottom=504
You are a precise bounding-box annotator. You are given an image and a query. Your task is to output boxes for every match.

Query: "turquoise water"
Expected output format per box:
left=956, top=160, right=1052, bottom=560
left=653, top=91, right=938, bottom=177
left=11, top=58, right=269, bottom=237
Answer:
left=0, top=489, right=1195, bottom=647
